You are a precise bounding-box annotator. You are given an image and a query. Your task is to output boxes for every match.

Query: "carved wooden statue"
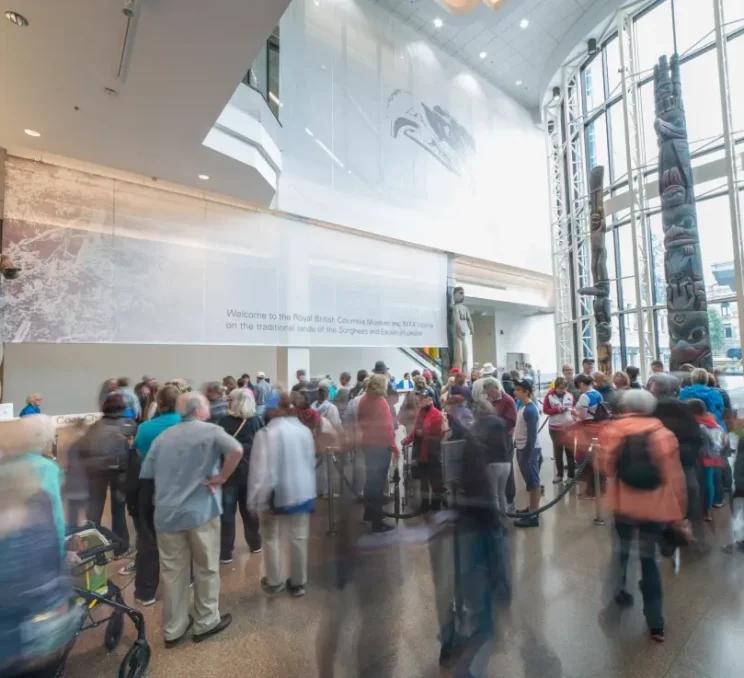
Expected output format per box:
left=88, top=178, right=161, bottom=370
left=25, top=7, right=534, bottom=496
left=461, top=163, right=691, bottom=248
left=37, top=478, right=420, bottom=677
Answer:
left=654, top=54, right=712, bottom=370
left=578, top=166, right=612, bottom=376
left=451, top=286, right=474, bottom=375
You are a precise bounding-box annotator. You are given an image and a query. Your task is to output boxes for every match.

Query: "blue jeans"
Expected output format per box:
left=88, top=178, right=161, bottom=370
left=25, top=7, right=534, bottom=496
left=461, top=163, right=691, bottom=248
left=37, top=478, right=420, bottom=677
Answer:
left=615, top=519, right=663, bottom=631
left=362, top=447, right=391, bottom=527
left=220, top=483, right=261, bottom=559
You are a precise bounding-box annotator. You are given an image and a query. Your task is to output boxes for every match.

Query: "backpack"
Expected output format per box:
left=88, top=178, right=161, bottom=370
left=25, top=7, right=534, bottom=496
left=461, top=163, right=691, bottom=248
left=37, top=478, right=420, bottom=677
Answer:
left=593, top=401, right=612, bottom=422
left=701, top=424, right=725, bottom=460
left=616, top=432, right=661, bottom=490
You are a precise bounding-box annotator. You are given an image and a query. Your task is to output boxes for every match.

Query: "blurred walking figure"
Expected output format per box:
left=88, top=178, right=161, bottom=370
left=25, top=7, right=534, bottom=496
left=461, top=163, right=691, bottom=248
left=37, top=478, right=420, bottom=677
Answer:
left=78, top=391, right=136, bottom=556
left=472, top=400, right=511, bottom=514
left=357, top=374, right=398, bottom=532
left=599, top=390, right=686, bottom=643
left=248, top=394, right=316, bottom=597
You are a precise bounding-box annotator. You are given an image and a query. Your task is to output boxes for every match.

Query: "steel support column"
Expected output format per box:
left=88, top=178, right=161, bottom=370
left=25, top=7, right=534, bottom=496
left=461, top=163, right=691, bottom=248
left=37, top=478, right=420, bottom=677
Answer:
left=617, top=1, right=656, bottom=381
left=713, top=0, right=744, bottom=357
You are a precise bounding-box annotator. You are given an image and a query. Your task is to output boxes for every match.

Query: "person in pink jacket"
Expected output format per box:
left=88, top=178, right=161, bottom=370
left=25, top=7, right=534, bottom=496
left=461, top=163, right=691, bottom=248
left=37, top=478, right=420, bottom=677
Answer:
left=542, top=377, right=575, bottom=483
left=599, top=389, right=686, bottom=644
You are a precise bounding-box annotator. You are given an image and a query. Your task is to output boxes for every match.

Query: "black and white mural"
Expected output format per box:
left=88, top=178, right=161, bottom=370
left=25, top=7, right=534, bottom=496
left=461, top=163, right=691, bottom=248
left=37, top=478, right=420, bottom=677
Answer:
left=387, top=89, right=476, bottom=177
left=0, top=157, right=448, bottom=347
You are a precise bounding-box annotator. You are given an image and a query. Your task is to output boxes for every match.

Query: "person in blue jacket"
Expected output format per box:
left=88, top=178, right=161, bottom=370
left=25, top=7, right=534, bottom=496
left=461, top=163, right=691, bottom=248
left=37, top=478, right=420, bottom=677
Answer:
left=680, top=368, right=726, bottom=429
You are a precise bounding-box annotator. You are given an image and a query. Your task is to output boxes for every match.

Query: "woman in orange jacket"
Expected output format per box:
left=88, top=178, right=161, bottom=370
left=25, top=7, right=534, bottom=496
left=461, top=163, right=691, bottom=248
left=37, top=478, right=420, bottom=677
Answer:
left=599, top=389, right=686, bottom=643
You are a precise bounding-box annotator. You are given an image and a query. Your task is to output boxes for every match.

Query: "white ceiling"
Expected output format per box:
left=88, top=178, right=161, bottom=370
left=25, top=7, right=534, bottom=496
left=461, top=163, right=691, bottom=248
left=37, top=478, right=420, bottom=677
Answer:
left=373, top=0, right=628, bottom=110
left=0, top=0, right=289, bottom=205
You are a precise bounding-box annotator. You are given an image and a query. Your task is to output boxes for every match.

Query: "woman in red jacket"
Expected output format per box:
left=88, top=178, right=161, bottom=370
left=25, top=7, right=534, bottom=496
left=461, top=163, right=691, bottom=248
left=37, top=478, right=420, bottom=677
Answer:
left=403, top=388, right=445, bottom=512
left=357, top=374, right=399, bottom=532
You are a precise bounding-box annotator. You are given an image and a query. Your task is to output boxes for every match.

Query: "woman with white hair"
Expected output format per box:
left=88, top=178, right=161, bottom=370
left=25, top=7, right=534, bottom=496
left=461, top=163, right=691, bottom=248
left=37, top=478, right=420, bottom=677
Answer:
left=217, top=388, right=264, bottom=564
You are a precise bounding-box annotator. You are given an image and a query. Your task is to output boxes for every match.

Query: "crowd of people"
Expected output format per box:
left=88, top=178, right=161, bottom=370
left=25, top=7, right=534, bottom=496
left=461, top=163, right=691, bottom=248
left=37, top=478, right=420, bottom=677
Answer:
left=2, top=354, right=743, bottom=675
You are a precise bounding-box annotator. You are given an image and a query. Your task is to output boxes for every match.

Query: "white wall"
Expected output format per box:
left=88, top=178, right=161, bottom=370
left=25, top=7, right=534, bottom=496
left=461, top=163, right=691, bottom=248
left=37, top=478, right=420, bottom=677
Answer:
left=276, top=0, right=552, bottom=274
left=2, top=344, right=277, bottom=416
left=493, top=311, right=556, bottom=377
left=2, top=343, right=422, bottom=415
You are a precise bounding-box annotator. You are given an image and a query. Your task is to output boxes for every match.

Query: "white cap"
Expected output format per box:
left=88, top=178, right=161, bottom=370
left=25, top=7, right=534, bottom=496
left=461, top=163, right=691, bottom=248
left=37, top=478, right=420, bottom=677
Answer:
left=481, top=362, right=496, bottom=375
left=257, top=371, right=266, bottom=379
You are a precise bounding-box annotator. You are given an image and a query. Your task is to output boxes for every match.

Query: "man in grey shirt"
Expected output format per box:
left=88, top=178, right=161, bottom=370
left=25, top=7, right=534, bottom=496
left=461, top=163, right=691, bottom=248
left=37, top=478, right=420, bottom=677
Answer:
left=140, top=392, right=242, bottom=647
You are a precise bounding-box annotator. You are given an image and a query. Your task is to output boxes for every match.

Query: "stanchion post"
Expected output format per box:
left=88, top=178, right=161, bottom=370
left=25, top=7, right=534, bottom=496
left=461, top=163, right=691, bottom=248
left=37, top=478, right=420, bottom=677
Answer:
left=591, top=437, right=604, bottom=526
left=326, top=451, right=336, bottom=536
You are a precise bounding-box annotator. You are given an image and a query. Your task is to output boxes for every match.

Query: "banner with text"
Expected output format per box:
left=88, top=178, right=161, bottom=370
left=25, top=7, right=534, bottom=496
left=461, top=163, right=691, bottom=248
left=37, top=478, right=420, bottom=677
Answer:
left=0, top=157, right=447, bottom=347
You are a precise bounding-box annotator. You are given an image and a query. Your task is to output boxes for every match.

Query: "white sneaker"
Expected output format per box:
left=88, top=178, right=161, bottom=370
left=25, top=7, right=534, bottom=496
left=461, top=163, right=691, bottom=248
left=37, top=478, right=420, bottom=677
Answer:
left=135, top=597, right=156, bottom=607
left=220, top=558, right=233, bottom=565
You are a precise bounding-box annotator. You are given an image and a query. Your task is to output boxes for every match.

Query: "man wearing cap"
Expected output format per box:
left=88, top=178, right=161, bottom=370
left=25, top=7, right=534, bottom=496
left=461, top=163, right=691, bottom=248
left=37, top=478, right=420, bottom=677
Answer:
left=513, top=379, right=542, bottom=528
left=471, top=362, right=496, bottom=403
left=581, top=358, right=595, bottom=377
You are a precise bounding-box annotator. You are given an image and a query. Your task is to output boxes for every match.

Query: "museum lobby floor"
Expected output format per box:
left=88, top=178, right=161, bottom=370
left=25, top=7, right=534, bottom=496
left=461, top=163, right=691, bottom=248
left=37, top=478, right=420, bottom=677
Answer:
left=65, top=434, right=744, bottom=678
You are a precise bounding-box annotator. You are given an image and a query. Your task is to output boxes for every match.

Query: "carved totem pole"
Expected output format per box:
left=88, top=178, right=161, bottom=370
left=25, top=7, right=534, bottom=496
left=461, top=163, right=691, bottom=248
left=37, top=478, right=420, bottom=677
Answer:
left=578, top=166, right=612, bottom=376
left=654, top=55, right=712, bottom=370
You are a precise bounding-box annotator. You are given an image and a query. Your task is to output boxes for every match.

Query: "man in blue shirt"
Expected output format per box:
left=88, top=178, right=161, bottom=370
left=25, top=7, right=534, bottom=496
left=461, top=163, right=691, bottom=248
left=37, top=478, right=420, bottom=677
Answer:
left=140, top=392, right=241, bottom=646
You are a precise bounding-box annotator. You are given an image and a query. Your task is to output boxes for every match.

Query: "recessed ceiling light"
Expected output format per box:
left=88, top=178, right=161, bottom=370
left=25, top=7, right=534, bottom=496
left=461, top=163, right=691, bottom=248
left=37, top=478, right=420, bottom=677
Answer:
left=5, top=10, right=28, bottom=27
left=433, top=17, right=443, bottom=29
left=198, top=174, right=210, bottom=181
left=515, top=80, right=523, bottom=86
left=313, top=0, right=320, bottom=6
left=519, top=18, right=530, bottom=29
left=479, top=51, right=487, bottom=59
left=24, top=128, right=41, bottom=137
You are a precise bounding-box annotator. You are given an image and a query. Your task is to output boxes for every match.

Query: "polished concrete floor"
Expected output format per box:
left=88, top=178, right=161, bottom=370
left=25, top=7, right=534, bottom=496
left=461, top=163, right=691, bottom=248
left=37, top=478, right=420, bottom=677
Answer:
left=65, top=433, right=744, bottom=678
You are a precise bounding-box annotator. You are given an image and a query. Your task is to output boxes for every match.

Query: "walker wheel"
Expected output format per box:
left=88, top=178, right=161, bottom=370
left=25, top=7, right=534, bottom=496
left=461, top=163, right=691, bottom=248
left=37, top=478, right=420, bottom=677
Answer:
left=119, top=640, right=151, bottom=678
left=105, top=610, right=124, bottom=650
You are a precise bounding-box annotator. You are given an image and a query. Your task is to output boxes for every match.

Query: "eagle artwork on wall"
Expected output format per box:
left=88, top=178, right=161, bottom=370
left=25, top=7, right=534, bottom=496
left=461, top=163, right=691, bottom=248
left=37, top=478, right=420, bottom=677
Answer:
left=387, top=89, right=475, bottom=177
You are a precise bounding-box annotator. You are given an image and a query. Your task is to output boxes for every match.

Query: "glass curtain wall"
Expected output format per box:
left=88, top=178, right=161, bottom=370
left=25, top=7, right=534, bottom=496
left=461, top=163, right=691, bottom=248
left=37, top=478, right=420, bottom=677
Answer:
left=548, top=0, right=744, bottom=378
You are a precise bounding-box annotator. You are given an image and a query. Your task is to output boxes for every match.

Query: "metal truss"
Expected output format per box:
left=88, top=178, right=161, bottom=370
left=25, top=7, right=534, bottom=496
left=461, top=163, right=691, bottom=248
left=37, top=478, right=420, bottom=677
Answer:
left=545, top=84, right=575, bottom=369
left=617, top=0, right=656, bottom=380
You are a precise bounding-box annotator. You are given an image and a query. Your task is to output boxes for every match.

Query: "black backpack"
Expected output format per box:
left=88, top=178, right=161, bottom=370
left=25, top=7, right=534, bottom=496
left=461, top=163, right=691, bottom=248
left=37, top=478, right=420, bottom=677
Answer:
left=616, top=433, right=661, bottom=490
left=593, top=401, right=612, bottom=422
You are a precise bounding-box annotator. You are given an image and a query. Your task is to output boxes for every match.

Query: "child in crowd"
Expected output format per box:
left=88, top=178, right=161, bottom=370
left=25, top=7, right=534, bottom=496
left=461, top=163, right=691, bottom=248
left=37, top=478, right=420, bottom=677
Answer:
left=687, top=398, right=727, bottom=522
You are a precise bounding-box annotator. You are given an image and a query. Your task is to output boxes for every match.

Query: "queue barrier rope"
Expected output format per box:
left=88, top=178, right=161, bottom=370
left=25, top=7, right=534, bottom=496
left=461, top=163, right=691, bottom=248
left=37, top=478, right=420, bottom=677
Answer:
left=322, top=438, right=600, bottom=524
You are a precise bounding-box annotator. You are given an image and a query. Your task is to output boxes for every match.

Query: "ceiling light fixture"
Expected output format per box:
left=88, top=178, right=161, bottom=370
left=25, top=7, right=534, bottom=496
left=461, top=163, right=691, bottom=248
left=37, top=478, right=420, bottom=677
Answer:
left=24, top=128, right=41, bottom=137
left=198, top=174, right=210, bottom=181
left=519, top=18, right=530, bottom=29
left=433, top=17, right=443, bottom=29
left=515, top=80, right=523, bottom=86
left=552, top=86, right=561, bottom=101
left=4, top=10, right=28, bottom=27
left=479, top=51, right=487, bottom=59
